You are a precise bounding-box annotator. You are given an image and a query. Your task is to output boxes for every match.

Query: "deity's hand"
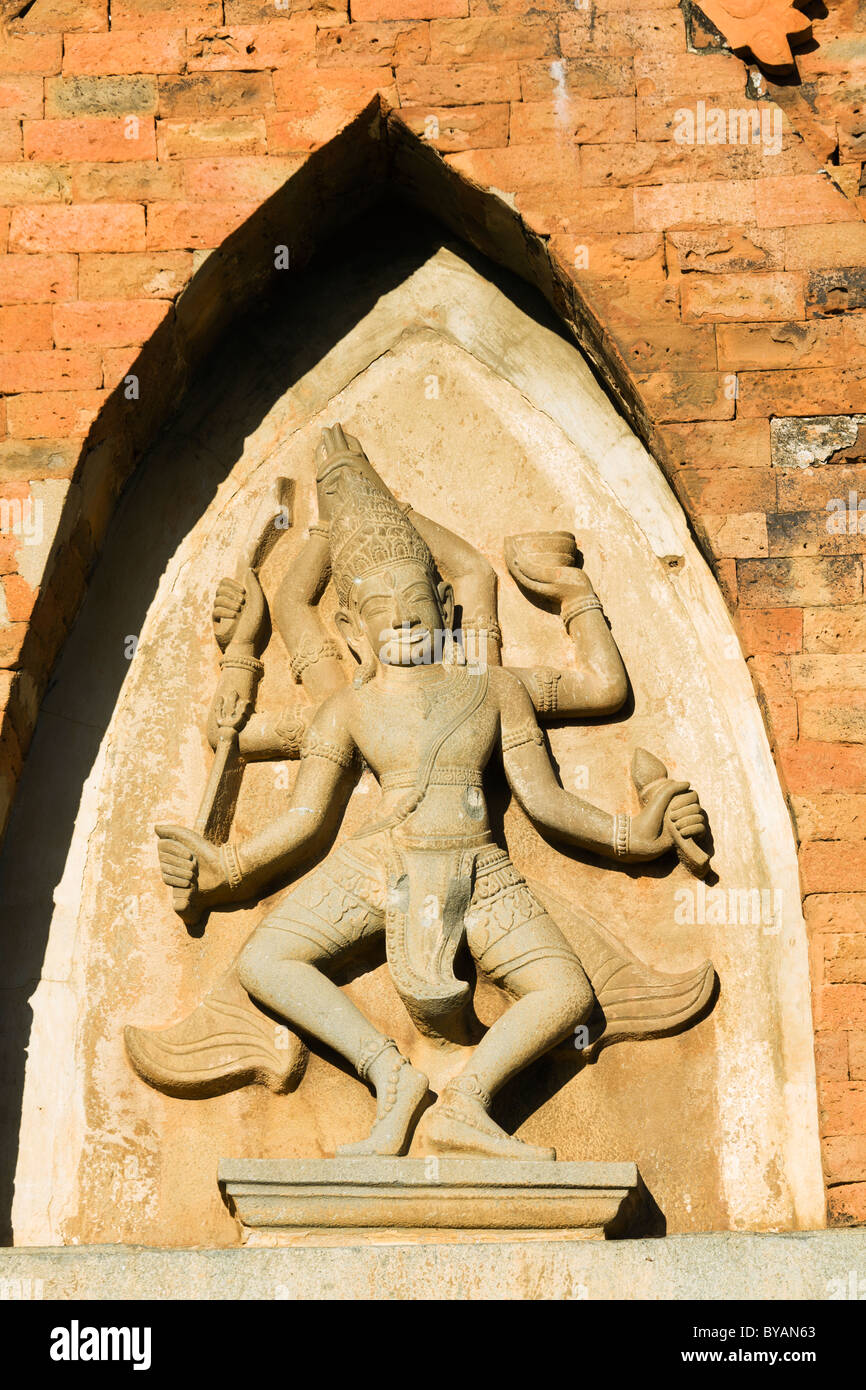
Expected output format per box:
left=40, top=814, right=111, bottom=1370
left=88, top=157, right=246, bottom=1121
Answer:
left=628, top=781, right=708, bottom=861
left=155, top=824, right=227, bottom=911
left=315, top=423, right=376, bottom=523
left=504, top=532, right=596, bottom=609
left=211, top=569, right=268, bottom=655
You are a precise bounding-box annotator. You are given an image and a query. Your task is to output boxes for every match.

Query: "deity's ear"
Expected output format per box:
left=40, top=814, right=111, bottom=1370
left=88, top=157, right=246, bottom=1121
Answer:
left=437, top=580, right=455, bottom=630
left=334, top=607, right=358, bottom=650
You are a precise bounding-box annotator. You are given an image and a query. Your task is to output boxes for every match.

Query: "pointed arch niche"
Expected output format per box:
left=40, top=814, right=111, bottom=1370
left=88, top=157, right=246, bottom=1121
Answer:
left=0, top=126, right=824, bottom=1246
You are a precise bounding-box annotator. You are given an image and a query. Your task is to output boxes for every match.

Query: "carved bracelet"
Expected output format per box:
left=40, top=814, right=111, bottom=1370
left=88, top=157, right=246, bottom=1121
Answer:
left=220, top=841, right=244, bottom=892
left=221, top=654, right=264, bottom=678
left=561, top=595, right=603, bottom=627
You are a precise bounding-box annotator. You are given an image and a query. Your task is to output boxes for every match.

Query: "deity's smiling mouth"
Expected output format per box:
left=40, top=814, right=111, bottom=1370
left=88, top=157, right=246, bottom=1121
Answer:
left=378, top=626, right=434, bottom=662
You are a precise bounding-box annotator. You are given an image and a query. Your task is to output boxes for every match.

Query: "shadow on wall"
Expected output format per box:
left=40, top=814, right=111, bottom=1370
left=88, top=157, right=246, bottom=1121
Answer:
left=0, top=202, right=580, bottom=1244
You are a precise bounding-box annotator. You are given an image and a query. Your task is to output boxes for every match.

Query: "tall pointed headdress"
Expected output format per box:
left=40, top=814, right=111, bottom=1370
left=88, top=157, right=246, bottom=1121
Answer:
left=317, top=425, right=438, bottom=610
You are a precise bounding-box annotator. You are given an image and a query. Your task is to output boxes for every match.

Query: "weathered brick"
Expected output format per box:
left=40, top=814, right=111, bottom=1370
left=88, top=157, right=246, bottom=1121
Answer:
left=146, top=201, right=259, bottom=250
left=551, top=232, right=665, bottom=281
left=158, top=72, right=274, bottom=118
left=349, top=0, right=465, bottom=16
left=660, top=418, right=770, bottom=469
left=795, top=790, right=866, bottom=839
left=737, top=607, right=802, bottom=654
left=738, top=557, right=863, bottom=607
left=519, top=57, right=635, bottom=101
left=70, top=160, right=185, bottom=202
left=0, top=253, right=76, bottom=303
left=317, top=22, right=429, bottom=67
left=827, top=1182, right=866, bottom=1226
left=24, top=117, right=156, bottom=162
left=0, top=163, right=71, bottom=203
left=396, top=62, right=520, bottom=107
left=0, top=439, right=78, bottom=478
left=9, top=204, right=146, bottom=253
left=186, top=20, right=317, bottom=70
left=554, top=188, right=634, bottom=235
left=804, top=606, right=866, bottom=653
left=819, top=1080, right=866, bottom=1134
left=756, top=174, right=860, bottom=228
left=511, top=98, right=635, bottom=145
left=182, top=155, right=305, bottom=200
left=78, top=252, right=191, bottom=300
left=53, top=300, right=171, bottom=349
left=6, top=0, right=106, bottom=31
left=581, top=279, right=681, bottom=327
left=0, top=622, right=28, bottom=670
left=0, top=121, right=22, bottom=161
left=806, top=266, right=866, bottom=318
left=825, top=936, right=866, bottom=986
left=157, top=117, right=267, bottom=159
left=737, top=369, right=866, bottom=418
left=806, top=894, right=866, bottom=934
left=777, top=463, right=866, bottom=515
left=852, top=1035, right=866, bottom=1080
left=429, top=17, right=556, bottom=63
left=62, top=30, right=186, bottom=75
left=815, top=1033, right=850, bottom=1082
left=717, top=320, right=847, bottom=372
left=786, top=223, right=866, bottom=270
left=633, top=52, right=745, bottom=99
left=44, top=75, right=157, bottom=118
left=0, top=33, right=62, bottom=76
left=635, top=180, right=757, bottom=229
left=613, top=323, right=716, bottom=372
left=667, top=227, right=785, bottom=275
left=800, top=695, right=866, bottom=746
left=2, top=573, right=37, bottom=625
left=767, top=511, right=866, bottom=560
left=0, top=76, right=43, bottom=121
left=447, top=143, right=580, bottom=196
left=559, top=9, right=686, bottom=57
left=0, top=350, right=101, bottom=392
left=111, top=0, right=222, bottom=24
left=702, top=511, right=768, bottom=559
left=6, top=389, right=106, bottom=438
left=268, top=71, right=392, bottom=150
left=682, top=272, right=804, bottom=323
left=635, top=371, right=733, bottom=422
left=0, top=305, right=52, bottom=352
left=399, top=104, right=509, bottom=152
left=824, top=1135, right=866, bottom=1182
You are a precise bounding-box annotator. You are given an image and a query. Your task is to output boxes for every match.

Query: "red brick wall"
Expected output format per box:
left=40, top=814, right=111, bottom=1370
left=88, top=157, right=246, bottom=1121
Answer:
left=1, top=0, right=865, bottom=1224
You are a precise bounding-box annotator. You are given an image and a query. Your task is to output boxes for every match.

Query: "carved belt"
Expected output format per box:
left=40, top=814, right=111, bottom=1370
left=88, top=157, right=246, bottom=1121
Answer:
left=379, top=767, right=484, bottom=791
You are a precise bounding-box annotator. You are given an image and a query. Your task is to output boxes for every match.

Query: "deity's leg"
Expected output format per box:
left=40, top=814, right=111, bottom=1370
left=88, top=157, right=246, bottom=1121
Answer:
left=419, top=875, right=592, bottom=1160
left=236, top=854, right=428, bottom=1156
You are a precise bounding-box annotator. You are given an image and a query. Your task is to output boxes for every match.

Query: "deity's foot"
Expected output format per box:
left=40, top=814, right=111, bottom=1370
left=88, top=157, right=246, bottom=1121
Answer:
left=418, top=1076, right=556, bottom=1161
left=337, top=1055, right=429, bottom=1158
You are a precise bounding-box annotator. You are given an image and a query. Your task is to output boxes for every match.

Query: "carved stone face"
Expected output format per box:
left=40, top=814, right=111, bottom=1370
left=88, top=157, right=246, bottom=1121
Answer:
left=347, top=559, right=453, bottom=666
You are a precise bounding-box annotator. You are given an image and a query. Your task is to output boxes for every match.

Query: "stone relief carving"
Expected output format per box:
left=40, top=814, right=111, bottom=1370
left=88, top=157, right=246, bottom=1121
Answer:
left=694, top=0, right=812, bottom=69
left=125, top=424, right=716, bottom=1161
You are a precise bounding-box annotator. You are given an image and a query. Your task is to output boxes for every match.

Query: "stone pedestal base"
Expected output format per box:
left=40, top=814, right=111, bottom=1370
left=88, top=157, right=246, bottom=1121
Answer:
left=218, top=1158, right=644, bottom=1244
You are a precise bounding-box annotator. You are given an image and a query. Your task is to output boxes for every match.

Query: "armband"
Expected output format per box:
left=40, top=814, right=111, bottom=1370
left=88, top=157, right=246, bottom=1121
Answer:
left=612, top=813, right=630, bottom=859
left=501, top=721, right=545, bottom=753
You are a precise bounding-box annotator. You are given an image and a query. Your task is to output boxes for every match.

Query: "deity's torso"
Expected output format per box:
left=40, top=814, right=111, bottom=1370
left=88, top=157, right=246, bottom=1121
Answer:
left=347, top=663, right=503, bottom=844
